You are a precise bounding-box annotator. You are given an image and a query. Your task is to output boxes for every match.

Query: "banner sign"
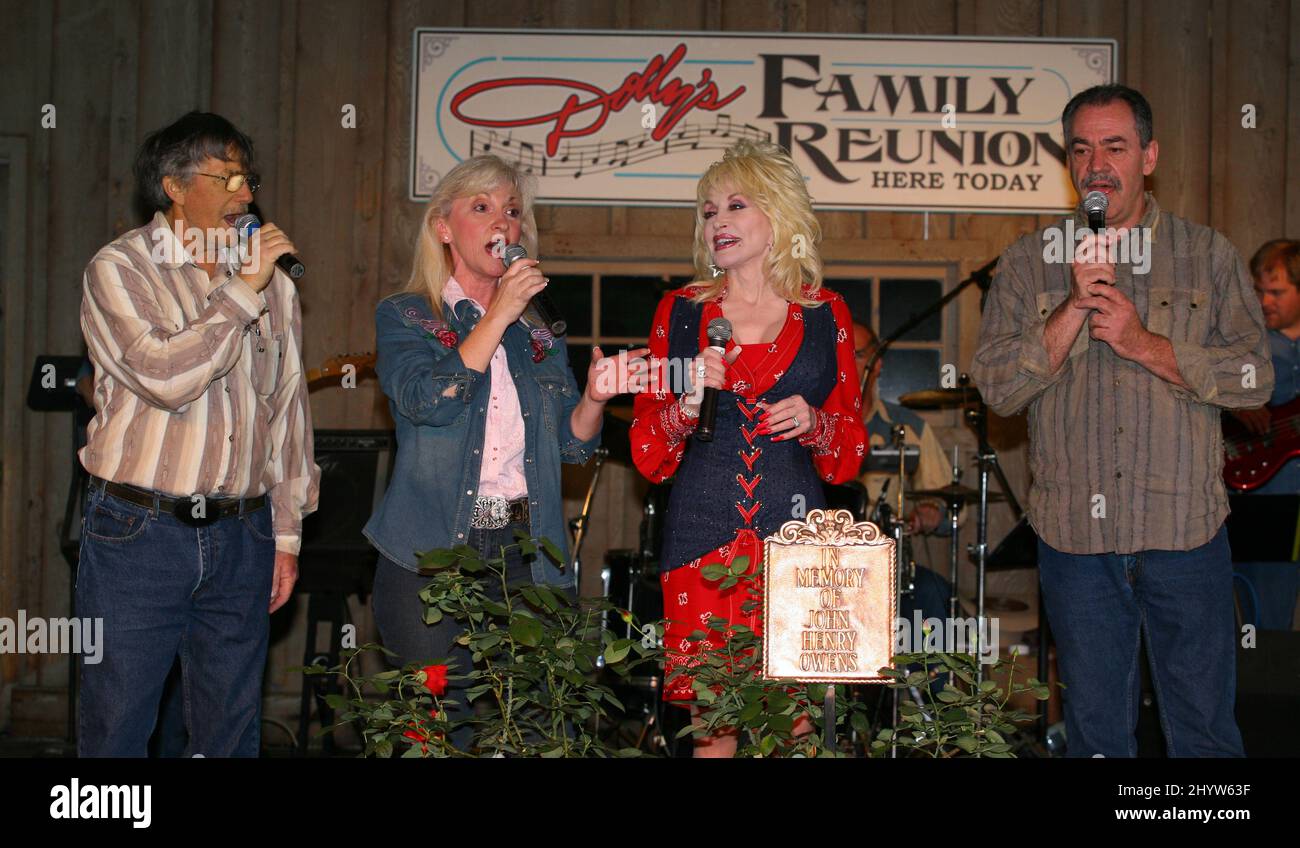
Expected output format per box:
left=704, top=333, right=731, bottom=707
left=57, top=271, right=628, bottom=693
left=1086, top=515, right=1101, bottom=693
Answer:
left=411, top=29, right=1115, bottom=212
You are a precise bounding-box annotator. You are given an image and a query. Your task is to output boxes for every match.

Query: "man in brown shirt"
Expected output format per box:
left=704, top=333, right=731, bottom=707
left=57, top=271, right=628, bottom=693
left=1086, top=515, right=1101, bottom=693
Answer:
left=77, top=112, right=319, bottom=756
left=973, top=85, right=1271, bottom=757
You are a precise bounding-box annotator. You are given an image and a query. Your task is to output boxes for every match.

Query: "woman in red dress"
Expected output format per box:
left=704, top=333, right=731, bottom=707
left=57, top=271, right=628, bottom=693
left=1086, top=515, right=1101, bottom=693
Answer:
left=631, top=140, right=866, bottom=756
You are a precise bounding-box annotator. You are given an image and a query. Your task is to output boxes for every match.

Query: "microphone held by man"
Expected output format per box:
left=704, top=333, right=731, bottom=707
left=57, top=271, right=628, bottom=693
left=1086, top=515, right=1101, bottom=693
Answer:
left=1083, top=189, right=1108, bottom=233
left=236, top=213, right=306, bottom=281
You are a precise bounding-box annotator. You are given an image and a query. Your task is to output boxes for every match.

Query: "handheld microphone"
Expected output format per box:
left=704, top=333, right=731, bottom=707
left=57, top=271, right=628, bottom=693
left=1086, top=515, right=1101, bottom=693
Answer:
left=234, top=214, right=306, bottom=279
left=1083, top=190, right=1109, bottom=233
left=694, top=317, right=733, bottom=443
left=501, top=243, right=566, bottom=337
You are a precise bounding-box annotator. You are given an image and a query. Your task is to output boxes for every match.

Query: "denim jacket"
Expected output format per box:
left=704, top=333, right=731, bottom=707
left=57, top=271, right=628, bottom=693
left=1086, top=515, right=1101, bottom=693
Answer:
left=363, top=290, right=598, bottom=587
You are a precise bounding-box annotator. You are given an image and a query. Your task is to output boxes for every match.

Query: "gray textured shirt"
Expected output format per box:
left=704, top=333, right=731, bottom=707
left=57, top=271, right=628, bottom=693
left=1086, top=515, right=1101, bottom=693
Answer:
left=972, top=195, right=1273, bottom=554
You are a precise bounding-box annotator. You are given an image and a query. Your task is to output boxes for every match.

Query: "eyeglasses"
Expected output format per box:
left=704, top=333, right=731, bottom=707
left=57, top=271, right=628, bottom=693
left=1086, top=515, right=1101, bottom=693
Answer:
left=192, top=171, right=260, bottom=193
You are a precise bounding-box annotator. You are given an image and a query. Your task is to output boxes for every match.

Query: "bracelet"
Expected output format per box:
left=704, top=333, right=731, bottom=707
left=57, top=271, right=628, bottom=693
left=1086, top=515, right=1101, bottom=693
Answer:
left=659, top=397, right=699, bottom=446
left=797, top=407, right=838, bottom=455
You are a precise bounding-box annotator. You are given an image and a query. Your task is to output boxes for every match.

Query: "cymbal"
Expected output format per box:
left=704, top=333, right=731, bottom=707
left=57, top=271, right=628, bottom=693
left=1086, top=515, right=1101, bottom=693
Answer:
left=898, top=386, right=982, bottom=409
left=908, top=484, right=1007, bottom=505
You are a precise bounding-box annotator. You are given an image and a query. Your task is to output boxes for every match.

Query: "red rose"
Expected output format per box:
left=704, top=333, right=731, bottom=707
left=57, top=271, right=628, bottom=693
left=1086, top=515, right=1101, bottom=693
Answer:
left=530, top=339, right=546, bottom=363
left=421, top=664, right=449, bottom=696
left=435, top=329, right=459, bottom=348
left=403, top=724, right=429, bottom=755
left=429, top=709, right=447, bottom=742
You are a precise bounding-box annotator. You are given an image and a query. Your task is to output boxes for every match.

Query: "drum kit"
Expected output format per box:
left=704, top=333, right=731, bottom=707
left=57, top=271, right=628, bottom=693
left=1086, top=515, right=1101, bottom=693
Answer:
left=892, top=381, right=1023, bottom=666
left=848, top=258, right=1051, bottom=746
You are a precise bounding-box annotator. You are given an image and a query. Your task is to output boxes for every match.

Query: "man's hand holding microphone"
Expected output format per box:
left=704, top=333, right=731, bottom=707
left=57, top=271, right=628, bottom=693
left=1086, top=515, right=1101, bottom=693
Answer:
left=236, top=216, right=304, bottom=293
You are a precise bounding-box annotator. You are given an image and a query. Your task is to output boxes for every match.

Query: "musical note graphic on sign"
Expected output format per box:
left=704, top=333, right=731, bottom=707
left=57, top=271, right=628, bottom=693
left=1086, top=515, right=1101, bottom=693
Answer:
left=466, top=117, right=770, bottom=181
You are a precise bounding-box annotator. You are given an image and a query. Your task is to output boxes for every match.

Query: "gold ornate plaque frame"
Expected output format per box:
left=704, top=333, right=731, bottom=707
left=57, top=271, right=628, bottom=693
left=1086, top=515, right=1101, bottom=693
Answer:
left=762, top=509, right=897, bottom=684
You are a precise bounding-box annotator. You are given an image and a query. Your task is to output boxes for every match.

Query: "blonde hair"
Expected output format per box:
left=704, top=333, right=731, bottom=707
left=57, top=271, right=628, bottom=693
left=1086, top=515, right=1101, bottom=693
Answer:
left=406, top=155, right=539, bottom=318
left=688, top=139, right=823, bottom=306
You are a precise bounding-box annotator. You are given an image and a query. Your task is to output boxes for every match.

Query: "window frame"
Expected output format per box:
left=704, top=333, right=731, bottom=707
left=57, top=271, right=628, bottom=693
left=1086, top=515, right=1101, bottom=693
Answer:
left=545, top=258, right=958, bottom=371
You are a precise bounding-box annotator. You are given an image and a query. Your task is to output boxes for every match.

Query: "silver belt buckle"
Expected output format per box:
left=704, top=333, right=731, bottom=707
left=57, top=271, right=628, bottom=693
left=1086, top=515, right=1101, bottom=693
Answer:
left=470, top=495, right=511, bottom=530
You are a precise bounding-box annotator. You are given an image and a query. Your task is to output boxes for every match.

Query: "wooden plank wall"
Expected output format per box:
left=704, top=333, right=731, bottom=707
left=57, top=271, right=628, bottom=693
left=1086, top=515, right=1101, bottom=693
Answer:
left=1, top=0, right=1297, bottom=733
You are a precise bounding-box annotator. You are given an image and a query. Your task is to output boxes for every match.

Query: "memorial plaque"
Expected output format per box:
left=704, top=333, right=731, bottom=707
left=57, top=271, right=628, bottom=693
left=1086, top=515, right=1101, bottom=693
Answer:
left=762, top=509, right=896, bottom=683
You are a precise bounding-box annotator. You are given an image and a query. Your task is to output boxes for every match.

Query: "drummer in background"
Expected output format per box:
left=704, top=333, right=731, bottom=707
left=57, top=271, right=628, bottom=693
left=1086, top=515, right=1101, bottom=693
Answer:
left=853, top=322, right=953, bottom=534
left=853, top=322, right=957, bottom=624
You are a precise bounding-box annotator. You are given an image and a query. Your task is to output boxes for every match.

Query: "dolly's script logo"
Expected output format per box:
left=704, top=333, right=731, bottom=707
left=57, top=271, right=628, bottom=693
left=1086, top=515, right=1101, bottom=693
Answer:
left=449, top=43, right=745, bottom=157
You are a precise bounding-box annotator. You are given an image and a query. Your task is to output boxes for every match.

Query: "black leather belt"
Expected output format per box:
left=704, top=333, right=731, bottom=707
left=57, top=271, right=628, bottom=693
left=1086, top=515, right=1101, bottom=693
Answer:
left=90, top=476, right=267, bottom=527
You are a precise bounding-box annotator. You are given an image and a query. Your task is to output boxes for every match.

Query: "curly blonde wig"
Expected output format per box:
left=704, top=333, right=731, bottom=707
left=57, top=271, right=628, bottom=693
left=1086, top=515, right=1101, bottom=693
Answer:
left=687, top=139, right=823, bottom=306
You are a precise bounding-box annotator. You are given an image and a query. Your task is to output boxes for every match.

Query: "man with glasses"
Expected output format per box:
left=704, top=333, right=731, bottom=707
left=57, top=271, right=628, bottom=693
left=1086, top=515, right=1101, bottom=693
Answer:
left=77, top=111, right=319, bottom=756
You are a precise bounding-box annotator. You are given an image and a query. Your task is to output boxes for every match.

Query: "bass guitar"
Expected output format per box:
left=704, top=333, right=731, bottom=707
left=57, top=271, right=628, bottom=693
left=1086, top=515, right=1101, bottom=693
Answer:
left=1222, top=396, right=1300, bottom=491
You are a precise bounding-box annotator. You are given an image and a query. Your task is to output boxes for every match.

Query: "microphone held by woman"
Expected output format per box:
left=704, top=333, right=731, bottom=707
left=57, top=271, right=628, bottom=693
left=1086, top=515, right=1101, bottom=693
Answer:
left=501, top=242, right=566, bottom=336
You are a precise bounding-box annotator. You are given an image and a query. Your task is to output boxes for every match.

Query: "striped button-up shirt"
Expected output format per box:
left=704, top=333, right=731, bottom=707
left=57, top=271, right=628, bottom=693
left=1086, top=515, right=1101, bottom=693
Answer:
left=79, top=211, right=320, bottom=554
left=972, top=195, right=1272, bottom=554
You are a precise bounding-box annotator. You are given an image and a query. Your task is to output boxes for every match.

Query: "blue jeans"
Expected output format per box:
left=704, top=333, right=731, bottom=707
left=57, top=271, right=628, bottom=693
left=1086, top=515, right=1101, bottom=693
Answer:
left=76, top=481, right=275, bottom=757
left=1038, top=525, right=1243, bottom=758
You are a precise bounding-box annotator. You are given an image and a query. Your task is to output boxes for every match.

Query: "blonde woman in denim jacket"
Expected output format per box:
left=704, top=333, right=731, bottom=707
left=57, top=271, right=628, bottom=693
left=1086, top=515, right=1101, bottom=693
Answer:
left=364, top=155, right=647, bottom=748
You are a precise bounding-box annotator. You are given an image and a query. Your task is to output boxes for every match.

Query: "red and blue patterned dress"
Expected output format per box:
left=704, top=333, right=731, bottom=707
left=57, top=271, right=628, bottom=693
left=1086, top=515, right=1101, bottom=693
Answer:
left=631, top=284, right=866, bottom=702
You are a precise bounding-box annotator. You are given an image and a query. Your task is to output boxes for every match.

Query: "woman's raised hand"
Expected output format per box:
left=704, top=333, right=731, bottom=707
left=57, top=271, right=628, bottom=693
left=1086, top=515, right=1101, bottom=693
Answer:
left=586, top=345, right=652, bottom=403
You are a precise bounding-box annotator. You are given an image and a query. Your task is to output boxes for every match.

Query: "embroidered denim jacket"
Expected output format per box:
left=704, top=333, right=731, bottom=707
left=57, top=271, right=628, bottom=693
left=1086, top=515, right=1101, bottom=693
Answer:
left=363, top=291, right=597, bottom=587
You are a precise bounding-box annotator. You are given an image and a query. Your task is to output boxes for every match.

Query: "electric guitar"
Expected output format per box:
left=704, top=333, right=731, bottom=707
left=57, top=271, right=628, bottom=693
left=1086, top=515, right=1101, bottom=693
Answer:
left=1222, top=396, right=1300, bottom=491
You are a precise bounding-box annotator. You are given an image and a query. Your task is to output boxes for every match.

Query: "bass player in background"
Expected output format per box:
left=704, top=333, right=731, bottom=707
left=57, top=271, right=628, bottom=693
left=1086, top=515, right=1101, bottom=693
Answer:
left=1231, top=239, right=1300, bottom=630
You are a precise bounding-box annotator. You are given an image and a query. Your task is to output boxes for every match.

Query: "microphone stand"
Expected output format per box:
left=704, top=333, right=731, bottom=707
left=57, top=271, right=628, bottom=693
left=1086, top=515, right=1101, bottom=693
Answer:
left=861, top=257, right=998, bottom=390
left=569, top=447, right=608, bottom=611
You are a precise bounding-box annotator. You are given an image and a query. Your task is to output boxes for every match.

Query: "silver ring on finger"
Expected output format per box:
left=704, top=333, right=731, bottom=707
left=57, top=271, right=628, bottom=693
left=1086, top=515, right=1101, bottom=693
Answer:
left=792, top=416, right=799, bottom=428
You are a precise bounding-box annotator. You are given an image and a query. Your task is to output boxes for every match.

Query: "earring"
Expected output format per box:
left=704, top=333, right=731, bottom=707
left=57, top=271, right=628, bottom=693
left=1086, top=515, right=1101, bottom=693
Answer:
left=708, top=263, right=723, bottom=278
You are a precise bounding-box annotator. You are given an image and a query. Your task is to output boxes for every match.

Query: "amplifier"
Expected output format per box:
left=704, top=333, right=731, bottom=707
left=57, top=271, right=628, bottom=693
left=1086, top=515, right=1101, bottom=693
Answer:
left=297, top=429, right=396, bottom=596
